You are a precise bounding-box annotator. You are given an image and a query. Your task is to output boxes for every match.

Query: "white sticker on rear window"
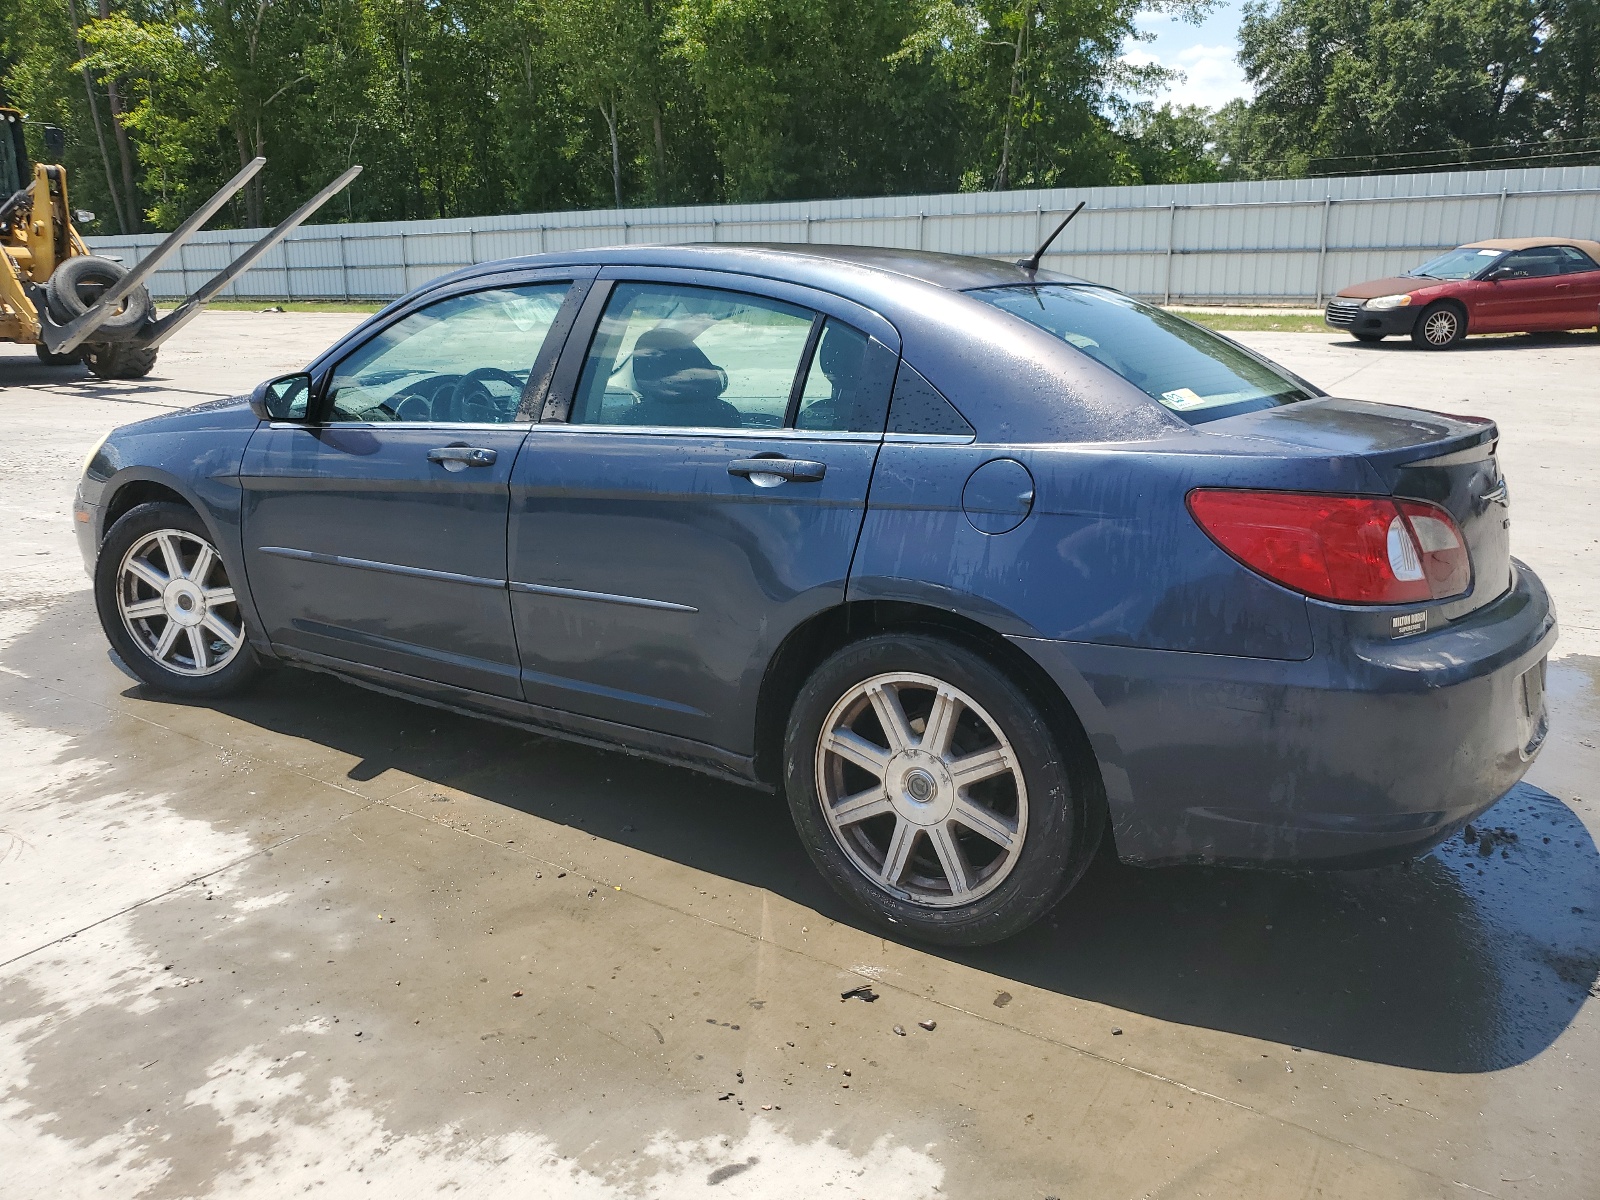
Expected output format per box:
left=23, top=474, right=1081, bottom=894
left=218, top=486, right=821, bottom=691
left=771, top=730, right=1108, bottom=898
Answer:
left=1160, top=387, right=1206, bottom=410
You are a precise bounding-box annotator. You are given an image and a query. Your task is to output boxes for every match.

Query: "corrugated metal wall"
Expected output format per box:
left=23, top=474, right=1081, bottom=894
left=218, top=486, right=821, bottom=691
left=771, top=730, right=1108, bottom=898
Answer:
left=86, top=165, right=1600, bottom=306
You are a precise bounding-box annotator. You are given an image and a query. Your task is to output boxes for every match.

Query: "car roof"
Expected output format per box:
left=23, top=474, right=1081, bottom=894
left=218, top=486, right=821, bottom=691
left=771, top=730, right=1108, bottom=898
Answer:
left=458, top=242, right=1087, bottom=293
left=1464, top=236, right=1600, bottom=261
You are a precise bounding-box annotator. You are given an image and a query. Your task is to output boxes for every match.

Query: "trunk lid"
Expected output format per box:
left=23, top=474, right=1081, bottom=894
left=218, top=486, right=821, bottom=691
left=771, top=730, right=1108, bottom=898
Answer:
left=1205, top=397, right=1511, bottom=620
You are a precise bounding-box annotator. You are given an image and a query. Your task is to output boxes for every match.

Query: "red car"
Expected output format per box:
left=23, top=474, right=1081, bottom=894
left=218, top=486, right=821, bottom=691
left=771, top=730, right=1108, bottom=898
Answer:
left=1326, top=236, right=1600, bottom=349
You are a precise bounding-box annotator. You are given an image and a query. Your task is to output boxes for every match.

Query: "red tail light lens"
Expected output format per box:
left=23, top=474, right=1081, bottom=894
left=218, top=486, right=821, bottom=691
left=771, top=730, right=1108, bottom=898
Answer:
left=1187, top=489, right=1471, bottom=605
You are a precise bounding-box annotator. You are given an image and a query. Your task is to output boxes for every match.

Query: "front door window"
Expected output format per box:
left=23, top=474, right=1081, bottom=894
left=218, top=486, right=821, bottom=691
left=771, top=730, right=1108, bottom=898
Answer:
left=325, top=284, right=570, bottom=424
left=1495, top=249, right=1566, bottom=280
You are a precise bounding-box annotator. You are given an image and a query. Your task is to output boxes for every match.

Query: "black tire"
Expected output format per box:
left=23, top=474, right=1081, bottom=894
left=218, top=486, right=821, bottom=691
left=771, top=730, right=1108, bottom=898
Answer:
left=94, top=501, right=261, bottom=698
left=1353, top=332, right=1385, bottom=343
left=783, top=634, right=1102, bottom=946
left=45, top=255, right=154, bottom=333
left=1411, top=302, right=1467, bottom=349
left=34, top=342, right=82, bottom=366
left=83, top=342, right=159, bottom=379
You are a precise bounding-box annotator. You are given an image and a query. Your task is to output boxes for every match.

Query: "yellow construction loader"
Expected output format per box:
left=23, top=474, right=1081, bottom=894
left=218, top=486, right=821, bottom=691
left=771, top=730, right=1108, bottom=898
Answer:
left=0, top=106, right=360, bottom=379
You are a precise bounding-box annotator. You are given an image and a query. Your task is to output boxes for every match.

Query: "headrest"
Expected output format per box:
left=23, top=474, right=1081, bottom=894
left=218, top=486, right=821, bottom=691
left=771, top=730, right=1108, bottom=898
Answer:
left=632, top=326, right=726, bottom=403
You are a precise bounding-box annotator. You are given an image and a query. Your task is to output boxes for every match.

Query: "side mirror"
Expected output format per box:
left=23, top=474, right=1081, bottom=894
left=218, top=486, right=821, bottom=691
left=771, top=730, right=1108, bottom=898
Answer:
left=249, top=372, right=312, bottom=421
left=42, top=125, right=65, bottom=160
left=1483, top=265, right=1513, bottom=282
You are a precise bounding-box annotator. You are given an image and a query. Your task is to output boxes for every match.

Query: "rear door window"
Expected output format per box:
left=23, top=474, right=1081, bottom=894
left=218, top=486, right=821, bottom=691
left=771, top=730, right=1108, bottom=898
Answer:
left=570, top=283, right=816, bottom=429
left=793, top=319, right=889, bottom=432
left=972, top=284, right=1314, bottom=425
left=1556, top=246, right=1600, bottom=274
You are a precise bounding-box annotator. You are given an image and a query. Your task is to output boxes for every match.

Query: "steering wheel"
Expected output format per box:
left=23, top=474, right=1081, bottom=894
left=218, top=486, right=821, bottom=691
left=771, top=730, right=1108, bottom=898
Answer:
left=378, top=391, right=434, bottom=422
left=445, top=367, right=527, bottom=423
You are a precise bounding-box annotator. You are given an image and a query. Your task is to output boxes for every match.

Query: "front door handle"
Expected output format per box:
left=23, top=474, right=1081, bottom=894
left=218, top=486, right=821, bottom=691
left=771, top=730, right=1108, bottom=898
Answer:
left=728, top=457, right=826, bottom=486
left=428, top=445, right=497, bottom=471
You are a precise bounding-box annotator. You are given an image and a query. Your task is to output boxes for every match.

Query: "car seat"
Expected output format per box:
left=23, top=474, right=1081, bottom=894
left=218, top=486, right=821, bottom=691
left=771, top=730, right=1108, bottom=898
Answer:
left=622, top=326, right=742, bottom=428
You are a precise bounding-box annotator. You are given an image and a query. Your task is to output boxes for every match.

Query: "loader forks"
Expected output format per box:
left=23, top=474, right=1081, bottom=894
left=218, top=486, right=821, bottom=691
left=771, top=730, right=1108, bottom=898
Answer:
left=0, top=112, right=360, bottom=379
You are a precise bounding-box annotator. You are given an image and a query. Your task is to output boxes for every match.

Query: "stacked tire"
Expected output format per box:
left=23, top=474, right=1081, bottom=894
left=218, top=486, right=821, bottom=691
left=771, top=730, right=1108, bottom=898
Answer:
left=42, top=255, right=159, bottom=378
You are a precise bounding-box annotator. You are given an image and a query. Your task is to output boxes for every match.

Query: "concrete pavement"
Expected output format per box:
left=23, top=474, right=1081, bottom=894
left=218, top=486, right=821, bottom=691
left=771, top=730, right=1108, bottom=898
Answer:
left=1, top=315, right=1596, bottom=1198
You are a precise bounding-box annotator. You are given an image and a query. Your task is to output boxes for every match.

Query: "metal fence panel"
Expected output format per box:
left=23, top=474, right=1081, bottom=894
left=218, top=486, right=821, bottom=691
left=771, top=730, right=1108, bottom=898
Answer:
left=87, top=166, right=1600, bottom=305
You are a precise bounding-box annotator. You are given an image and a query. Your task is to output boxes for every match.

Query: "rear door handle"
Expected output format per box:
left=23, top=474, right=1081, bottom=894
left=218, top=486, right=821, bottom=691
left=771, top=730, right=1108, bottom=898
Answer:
left=428, top=445, right=497, bottom=470
left=728, top=457, right=827, bottom=485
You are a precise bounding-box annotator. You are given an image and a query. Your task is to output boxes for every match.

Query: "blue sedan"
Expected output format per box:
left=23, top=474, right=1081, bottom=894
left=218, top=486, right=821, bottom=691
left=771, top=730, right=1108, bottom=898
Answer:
left=74, top=245, right=1557, bottom=945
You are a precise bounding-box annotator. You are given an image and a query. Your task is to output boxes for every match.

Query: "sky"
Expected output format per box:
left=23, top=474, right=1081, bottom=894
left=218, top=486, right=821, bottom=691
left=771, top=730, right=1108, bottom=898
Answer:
left=1121, top=0, right=1253, bottom=112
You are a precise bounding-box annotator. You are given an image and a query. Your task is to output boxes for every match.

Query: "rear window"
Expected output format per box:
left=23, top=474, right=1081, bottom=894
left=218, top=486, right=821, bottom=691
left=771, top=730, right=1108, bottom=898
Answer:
left=972, top=284, right=1314, bottom=425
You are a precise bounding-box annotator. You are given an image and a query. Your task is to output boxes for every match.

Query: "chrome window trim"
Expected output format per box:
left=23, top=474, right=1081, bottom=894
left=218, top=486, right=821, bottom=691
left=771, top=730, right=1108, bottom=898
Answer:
left=883, top=432, right=978, bottom=445
left=267, top=421, right=533, bottom=432
left=529, top=423, right=881, bottom=443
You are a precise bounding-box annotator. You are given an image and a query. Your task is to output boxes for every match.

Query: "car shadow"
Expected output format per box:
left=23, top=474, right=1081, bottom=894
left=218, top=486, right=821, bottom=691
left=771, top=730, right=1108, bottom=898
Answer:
left=8, top=597, right=1596, bottom=1075
left=1334, top=329, right=1600, bottom=351
left=178, top=662, right=1600, bottom=1073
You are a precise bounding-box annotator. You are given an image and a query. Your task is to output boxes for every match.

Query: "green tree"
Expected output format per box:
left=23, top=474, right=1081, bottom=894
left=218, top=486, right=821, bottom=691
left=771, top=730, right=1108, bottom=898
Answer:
left=670, top=0, right=962, bottom=202
left=78, top=10, right=223, bottom=230
left=900, top=0, right=1207, bottom=191
left=1119, top=101, right=1230, bottom=182
left=1238, top=0, right=1542, bottom=175
left=1536, top=0, right=1599, bottom=147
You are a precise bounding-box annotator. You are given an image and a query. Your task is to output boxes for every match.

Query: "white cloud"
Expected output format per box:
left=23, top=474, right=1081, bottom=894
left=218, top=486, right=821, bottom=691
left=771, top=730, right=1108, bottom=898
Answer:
left=1122, top=43, right=1251, bottom=112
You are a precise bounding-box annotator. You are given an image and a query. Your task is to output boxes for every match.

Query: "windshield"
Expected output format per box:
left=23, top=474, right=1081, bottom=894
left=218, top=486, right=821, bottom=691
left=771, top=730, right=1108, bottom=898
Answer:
left=972, top=284, right=1314, bottom=425
left=1407, top=247, right=1505, bottom=280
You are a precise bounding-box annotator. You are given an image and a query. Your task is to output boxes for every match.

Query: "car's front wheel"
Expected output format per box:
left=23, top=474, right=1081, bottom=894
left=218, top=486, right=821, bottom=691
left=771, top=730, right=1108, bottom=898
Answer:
left=784, top=634, right=1100, bottom=946
left=94, top=501, right=261, bottom=697
left=1412, top=302, right=1466, bottom=349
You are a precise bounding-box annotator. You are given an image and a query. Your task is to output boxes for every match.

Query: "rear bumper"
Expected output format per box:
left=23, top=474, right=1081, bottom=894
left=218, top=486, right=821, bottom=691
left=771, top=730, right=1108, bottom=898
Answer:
left=1011, top=561, right=1557, bottom=867
left=1324, top=299, right=1419, bottom=337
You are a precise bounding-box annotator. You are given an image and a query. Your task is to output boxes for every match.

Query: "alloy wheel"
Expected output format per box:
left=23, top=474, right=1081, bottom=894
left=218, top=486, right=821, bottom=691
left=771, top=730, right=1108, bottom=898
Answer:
left=116, top=529, right=244, bottom=677
left=814, top=671, right=1028, bottom=908
left=1422, top=308, right=1459, bottom=346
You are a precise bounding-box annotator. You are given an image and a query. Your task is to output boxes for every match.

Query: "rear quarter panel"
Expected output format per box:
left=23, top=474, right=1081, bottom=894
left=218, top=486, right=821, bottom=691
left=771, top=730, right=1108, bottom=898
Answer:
left=849, top=438, right=1390, bottom=659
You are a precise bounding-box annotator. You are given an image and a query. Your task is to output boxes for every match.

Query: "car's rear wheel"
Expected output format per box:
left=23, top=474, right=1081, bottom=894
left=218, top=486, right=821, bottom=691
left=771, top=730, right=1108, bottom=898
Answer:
left=94, top=502, right=261, bottom=697
left=1412, top=302, right=1466, bottom=349
left=783, top=634, right=1099, bottom=946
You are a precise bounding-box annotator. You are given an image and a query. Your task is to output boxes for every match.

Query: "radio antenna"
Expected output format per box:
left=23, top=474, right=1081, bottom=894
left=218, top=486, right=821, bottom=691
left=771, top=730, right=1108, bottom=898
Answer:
left=1018, top=201, right=1086, bottom=275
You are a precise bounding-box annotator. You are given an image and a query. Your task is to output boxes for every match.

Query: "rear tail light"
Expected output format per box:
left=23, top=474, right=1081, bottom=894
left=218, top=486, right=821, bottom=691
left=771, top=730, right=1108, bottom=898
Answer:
left=1187, top=489, right=1471, bottom=604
